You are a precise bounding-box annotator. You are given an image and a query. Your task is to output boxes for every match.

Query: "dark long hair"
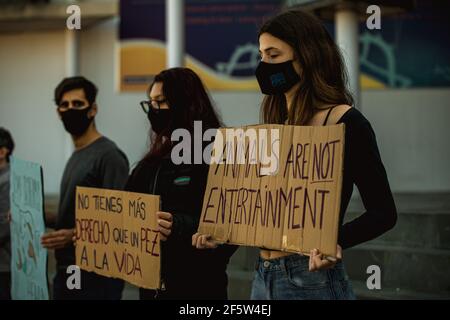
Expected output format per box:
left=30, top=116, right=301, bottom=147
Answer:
left=141, top=67, right=222, bottom=165
left=259, top=10, right=354, bottom=125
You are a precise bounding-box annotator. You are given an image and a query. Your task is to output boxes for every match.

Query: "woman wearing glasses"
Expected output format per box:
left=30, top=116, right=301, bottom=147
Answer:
left=125, top=67, right=237, bottom=300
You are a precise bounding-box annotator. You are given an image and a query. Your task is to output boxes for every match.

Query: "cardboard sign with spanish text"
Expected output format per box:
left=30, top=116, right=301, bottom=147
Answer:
left=75, top=187, right=161, bottom=289
left=198, top=124, right=345, bottom=258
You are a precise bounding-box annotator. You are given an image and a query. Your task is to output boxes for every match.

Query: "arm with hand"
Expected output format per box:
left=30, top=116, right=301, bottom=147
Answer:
left=41, top=228, right=75, bottom=250
left=303, top=120, right=396, bottom=271
left=338, top=121, right=397, bottom=249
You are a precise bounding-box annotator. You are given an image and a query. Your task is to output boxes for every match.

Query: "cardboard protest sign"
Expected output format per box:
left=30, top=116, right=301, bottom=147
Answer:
left=198, top=124, right=345, bottom=258
left=10, top=157, right=49, bottom=300
left=75, top=187, right=161, bottom=289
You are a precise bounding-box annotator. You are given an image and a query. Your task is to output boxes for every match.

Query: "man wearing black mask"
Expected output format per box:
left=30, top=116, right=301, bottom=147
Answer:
left=41, top=76, right=129, bottom=300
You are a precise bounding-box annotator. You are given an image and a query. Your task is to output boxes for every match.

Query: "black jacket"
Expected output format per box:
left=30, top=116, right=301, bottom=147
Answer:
left=125, top=156, right=237, bottom=299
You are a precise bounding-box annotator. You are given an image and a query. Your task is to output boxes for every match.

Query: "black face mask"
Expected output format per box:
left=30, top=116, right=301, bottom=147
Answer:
left=255, top=60, right=301, bottom=95
left=147, top=108, right=171, bottom=134
left=60, top=106, right=93, bottom=136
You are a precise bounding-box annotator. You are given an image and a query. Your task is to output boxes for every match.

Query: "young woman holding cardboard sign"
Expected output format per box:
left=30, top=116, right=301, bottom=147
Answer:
left=125, top=67, right=237, bottom=300
left=193, top=10, right=397, bottom=300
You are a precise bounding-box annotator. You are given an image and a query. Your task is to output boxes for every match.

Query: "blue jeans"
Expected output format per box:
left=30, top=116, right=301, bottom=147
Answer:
left=250, top=254, right=356, bottom=300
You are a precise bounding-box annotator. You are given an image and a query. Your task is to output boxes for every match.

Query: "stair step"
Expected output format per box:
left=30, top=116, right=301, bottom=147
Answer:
left=344, top=210, right=450, bottom=250
left=344, top=244, right=450, bottom=294
left=347, top=193, right=450, bottom=215
left=227, top=268, right=253, bottom=300
left=228, top=246, right=259, bottom=271
left=351, top=280, right=450, bottom=300
left=226, top=269, right=450, bottom=300
left=228, top=243, right=450, bottom=295
left=345, top=193, right=450, bottom=249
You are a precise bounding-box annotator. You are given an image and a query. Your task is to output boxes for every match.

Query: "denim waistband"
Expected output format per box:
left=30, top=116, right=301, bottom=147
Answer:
left=255, top=254, right=310, bottom=272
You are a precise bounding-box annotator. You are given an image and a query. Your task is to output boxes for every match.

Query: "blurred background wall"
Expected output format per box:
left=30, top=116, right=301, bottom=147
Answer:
left=1, top=0, right=449, bottom=299
left=1, top=17, right=449, bottom=194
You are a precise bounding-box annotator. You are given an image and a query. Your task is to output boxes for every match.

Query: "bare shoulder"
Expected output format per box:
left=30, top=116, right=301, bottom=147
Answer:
left=328, top=104, right=353, bottom=125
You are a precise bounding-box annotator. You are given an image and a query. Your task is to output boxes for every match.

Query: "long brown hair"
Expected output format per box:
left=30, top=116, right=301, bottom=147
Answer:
left=259, top=10, right=354, bottom=125
left=142, top=67, right=222, bottom=165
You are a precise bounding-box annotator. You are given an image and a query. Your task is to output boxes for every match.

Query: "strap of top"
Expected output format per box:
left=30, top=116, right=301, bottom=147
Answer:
left=323, top=105, right=338, bottom=126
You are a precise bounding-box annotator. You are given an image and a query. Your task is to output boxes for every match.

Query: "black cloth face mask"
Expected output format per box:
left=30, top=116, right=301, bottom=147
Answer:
left=255, top=60, right=301, bottom=95
left=147, top=108, right=171, bottom=134
left=60, top=106, right=93, bottom=136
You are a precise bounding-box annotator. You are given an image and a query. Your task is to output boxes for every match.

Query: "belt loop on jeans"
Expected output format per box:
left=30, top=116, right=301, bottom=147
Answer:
left=254, top=257, right=260, bottom=271
left=280, top=256, right=288, bottom=275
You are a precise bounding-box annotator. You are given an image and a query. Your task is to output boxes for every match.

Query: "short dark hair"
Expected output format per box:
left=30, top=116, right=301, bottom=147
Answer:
left=0, top=127, right=14, bottom=162
left=54, top=76, right=98, bottom=106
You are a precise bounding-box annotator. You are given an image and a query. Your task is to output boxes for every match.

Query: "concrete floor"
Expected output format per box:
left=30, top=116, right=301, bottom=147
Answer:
left=122, top=283, right=139, bottom=300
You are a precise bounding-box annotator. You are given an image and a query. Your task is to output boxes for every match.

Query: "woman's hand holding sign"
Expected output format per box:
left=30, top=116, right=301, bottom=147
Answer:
left=192, top=232, right=218, bottom=249
left=157, top=211, right=173, bottom=241
left=191, top=232, right=343, bottom=271
left=308, top=244, right=342, bottom=272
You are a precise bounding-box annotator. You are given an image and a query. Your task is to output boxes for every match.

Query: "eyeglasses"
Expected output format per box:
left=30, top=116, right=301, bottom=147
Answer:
left=140, top=99, right=167, bottom=113
left=57, top=100, right=90, bottom=112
